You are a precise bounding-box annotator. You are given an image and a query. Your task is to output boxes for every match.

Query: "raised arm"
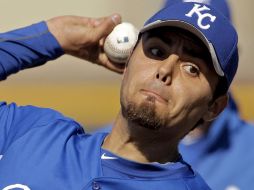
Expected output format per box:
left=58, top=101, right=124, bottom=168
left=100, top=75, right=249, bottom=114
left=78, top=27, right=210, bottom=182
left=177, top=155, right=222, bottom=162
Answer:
left=0, top=14, right=122, bottom=155
left=0, top=14, right=122, bottom=80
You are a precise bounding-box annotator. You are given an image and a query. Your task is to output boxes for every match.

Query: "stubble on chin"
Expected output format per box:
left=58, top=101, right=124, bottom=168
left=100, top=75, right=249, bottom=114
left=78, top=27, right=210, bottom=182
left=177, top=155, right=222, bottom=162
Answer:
left=121, top=96, right=166, bottom=130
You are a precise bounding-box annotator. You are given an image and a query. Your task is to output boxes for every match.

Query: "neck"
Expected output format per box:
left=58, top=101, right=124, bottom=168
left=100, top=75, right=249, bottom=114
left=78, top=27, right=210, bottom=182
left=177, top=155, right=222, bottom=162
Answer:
left=184, top=121, right=211, bottom=141
left=102, top=112, right=180, bottom=164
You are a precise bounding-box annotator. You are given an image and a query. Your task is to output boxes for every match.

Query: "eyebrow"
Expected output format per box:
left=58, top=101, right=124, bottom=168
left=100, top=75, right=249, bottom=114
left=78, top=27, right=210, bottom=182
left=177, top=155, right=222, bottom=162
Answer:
left=144, top=27, right=214, bottom=70
left=182, top=45, right=208, bottom=60
left=158, top=34, right=209, bottom=61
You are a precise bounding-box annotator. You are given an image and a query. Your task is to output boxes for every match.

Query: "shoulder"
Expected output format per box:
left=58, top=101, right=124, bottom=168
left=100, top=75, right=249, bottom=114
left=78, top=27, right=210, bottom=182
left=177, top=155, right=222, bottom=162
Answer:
left=0, top=101, right=85, bottom=153
left=0, top=101, right=76, bottom=125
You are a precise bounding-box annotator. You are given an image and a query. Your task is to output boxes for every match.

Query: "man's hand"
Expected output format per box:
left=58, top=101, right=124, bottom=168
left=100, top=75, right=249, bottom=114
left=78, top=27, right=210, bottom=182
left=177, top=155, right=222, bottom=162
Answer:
left=47, top=14, right=124, bottom=74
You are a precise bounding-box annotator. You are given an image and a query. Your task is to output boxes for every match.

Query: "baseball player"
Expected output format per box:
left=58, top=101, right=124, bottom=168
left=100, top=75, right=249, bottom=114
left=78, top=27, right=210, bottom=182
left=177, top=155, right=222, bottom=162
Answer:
left=0, top=1, right=238, bottom=189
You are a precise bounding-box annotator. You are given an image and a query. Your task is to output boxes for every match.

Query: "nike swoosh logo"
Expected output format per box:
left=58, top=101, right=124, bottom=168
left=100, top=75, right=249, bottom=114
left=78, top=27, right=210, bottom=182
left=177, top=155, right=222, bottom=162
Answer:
left=101, top=153, right=118, bottom=160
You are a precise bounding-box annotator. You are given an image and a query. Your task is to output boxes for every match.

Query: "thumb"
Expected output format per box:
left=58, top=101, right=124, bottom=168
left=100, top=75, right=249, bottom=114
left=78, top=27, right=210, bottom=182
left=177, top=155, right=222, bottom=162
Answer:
left=93, top=14, right=121, bottom=40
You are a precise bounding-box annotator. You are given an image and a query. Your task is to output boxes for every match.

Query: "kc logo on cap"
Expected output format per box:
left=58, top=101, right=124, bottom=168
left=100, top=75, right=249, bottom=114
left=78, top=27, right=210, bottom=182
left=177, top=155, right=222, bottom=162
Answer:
left=185, top=4, right=216, bottom=29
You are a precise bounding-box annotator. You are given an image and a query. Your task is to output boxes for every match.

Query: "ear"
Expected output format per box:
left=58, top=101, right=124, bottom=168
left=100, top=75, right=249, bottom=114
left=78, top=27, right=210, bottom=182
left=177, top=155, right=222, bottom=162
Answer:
left=203, top=94, right=228, bottom=122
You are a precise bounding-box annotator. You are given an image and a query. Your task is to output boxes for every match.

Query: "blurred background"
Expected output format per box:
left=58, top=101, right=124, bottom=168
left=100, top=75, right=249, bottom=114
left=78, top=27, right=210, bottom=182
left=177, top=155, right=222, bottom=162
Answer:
left=1, top=0, right=253, bottom=131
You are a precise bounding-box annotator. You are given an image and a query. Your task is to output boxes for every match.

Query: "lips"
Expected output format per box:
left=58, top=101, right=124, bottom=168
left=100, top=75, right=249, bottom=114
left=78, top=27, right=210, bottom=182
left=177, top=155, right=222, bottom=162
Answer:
left=140, top=89, right=168, bottom=104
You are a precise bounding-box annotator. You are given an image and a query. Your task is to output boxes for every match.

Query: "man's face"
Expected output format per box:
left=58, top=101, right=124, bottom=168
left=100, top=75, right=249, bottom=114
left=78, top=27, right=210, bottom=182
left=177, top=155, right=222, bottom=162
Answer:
left=120, top=27, right=219, bottom=139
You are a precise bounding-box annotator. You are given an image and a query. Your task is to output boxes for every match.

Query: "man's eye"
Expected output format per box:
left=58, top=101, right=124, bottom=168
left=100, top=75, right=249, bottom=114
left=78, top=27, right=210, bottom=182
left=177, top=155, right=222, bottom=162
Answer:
left=183, top=64, right=200, bottom=76
left=149, top=47, right=167, bottom=59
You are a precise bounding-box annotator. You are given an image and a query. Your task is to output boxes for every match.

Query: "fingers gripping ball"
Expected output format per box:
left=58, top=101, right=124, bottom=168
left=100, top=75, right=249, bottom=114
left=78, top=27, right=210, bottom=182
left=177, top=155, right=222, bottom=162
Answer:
left=103, top=22, right=139, bottom=64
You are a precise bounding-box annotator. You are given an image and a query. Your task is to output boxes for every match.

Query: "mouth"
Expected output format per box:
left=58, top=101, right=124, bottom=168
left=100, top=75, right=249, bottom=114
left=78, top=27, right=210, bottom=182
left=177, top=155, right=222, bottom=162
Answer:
left=140, top=89, right=168, bottom=104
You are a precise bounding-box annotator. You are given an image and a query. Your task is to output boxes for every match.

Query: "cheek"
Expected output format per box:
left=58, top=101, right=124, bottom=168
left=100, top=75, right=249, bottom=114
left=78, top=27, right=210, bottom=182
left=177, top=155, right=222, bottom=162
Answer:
left=171, top=78, right=213, bottom=117
left=178, top=74, right=213, bottom=100
left=122, top=54, right=155, bottom=99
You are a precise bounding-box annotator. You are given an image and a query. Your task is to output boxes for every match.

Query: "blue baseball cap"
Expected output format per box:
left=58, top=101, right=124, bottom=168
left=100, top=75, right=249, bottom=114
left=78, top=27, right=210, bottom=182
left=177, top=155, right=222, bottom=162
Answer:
left=140, top=2, right=238, bottom=90
left=164, top=0, right=232, bottom=20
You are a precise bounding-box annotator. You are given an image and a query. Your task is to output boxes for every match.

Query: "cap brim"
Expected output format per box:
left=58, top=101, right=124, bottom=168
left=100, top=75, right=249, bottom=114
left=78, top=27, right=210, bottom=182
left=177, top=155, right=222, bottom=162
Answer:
left=140, top=20, right=224, bottom=77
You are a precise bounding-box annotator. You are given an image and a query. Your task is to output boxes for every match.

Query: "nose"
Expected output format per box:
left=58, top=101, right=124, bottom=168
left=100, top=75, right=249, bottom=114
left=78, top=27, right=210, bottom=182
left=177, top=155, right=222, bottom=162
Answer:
left=155, top=54, right=179, bottom=85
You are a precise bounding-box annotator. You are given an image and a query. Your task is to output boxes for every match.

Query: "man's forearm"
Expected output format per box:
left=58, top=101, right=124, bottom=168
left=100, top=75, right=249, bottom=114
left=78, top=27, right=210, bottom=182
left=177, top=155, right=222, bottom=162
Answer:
left=0, top=21, right=64, bottom=80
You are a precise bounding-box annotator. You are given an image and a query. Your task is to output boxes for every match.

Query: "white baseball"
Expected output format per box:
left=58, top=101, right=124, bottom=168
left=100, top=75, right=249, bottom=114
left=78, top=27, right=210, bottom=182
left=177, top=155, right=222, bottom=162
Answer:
left=103, top=22, right=139, bottom=64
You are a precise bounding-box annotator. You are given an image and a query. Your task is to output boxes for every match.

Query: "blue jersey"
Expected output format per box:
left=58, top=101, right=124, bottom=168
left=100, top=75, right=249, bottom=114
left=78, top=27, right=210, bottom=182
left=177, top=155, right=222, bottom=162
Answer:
left=0, top=21, right=211, bottom=189
left=179, top=105, right=254, bottom=190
